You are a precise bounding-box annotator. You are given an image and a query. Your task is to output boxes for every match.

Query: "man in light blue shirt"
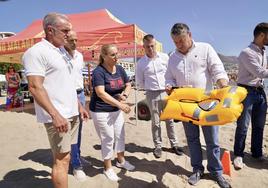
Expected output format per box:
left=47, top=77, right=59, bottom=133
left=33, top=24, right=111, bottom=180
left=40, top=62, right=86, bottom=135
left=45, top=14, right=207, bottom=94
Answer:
left=136, top=34, right=183, bottom=158
left=165, top=23, right=230, bottom=188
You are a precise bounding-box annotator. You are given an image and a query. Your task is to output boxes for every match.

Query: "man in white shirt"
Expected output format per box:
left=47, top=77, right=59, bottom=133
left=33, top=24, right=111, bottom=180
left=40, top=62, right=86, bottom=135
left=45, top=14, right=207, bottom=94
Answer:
left=64, top=30, right=89, bottom=181
left=136, top=34, right=183, bottom=158
left=23, top=13, right=88, bottom=188
left=165, top=23, right=230, bottom=188
left=234, top=22, right=268, bottom=169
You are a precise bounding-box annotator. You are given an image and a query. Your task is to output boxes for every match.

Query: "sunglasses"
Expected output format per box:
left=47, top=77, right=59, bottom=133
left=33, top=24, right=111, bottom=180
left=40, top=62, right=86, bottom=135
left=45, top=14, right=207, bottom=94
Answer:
left=59, top=47, right=73, bottom=73
left=50, top=26, right=70, bottom=35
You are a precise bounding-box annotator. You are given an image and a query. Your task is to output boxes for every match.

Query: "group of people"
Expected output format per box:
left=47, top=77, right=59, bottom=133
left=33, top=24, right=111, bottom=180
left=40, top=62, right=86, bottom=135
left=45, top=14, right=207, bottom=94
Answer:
left=22, top=12, right=135, bottom=188
left=21, top=11, right=268, bottom=188
left=136, top=25, right=230, bottom=188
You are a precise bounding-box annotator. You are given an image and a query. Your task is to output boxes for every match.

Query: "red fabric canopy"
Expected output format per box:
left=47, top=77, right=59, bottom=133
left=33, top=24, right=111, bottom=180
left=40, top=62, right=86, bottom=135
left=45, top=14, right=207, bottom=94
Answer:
left=0, top=9, right=162, bottom=64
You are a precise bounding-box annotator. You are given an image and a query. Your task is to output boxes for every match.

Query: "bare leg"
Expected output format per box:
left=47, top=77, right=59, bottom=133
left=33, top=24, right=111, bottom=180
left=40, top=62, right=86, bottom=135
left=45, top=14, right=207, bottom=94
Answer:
left=52, top=152, right=70, bottom=188
left=104, top=159, right=112, bottom=170
left=117, top=151, right=125, bottom=163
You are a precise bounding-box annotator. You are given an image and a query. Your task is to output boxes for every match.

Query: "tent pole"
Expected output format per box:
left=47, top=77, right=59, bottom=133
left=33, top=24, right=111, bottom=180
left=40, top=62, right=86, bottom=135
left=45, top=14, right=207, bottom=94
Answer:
left=134, top=40, right=138, bottom=127
left=87, top=63, right=93, bottom=97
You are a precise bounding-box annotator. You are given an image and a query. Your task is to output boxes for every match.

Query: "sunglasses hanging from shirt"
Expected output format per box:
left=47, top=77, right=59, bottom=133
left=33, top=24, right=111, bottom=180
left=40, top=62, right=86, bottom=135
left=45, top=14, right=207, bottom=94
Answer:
left=59, top=47, right=73, bottom=73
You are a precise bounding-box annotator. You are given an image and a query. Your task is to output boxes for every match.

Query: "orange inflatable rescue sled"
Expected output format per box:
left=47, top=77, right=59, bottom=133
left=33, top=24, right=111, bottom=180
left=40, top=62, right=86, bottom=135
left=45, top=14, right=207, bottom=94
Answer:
left=160, top=86, right=247, bottom=126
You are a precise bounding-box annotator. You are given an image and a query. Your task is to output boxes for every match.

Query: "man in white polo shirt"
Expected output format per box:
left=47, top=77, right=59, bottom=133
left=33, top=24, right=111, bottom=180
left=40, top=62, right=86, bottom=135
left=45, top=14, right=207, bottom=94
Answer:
left=22, top=13, right=88, bottom=188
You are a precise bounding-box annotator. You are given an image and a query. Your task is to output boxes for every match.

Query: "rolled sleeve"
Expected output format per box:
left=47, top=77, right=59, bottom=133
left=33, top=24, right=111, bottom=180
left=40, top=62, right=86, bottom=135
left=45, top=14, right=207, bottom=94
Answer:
left=165, top=59, right=177, bottom=87
left=207, top=44, right=228, bottom=83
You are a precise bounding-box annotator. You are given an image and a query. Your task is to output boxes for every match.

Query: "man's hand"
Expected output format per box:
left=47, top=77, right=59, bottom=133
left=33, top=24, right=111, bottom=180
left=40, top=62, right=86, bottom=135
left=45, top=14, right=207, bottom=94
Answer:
left=79, top=106, right=89, bottom=121
left=216, top=79, right=229, bottom=88
left=165, top=85, right=173, bottom=95
left=52, top=113, right=69, bottom=133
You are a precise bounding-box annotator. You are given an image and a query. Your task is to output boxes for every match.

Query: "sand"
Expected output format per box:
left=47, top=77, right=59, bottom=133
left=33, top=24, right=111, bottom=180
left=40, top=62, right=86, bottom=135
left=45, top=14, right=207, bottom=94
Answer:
left=0, top=89, right=268, bottom=188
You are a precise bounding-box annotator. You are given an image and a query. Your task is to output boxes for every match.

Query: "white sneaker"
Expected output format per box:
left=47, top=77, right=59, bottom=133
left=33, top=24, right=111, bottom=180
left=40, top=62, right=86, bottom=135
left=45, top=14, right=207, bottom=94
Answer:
left=116, top=160, right=135, bottom=171
left=233, top=156, right=244, bottom=169
left=103, top=168, right=120, bottom=181
left=73, top=169, right=87, bottom=181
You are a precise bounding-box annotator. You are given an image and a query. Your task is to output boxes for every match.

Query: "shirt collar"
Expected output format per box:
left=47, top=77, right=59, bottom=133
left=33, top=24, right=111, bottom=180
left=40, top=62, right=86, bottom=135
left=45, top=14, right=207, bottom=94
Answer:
left=145, top=52, right=160, bottom=60
left=249, top=42, right=265, bottom=53
left=41, top=38, right=61, bottom=50
left=73, top=50, right=79, bottom=58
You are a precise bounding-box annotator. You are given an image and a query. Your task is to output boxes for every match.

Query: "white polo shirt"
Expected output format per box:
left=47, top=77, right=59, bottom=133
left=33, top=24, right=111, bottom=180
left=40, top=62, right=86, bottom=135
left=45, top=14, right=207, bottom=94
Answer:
left=22, top=39, right=79, bottom=123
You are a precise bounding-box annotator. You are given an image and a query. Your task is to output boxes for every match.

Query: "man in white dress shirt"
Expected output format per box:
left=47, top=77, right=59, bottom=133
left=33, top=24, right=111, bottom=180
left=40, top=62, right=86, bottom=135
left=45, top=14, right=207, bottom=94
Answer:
left=233, top=22, right=268, bottom=169
left=165, top=23, right=231, bottom=188
left=136, top=34, right=183, bottom=158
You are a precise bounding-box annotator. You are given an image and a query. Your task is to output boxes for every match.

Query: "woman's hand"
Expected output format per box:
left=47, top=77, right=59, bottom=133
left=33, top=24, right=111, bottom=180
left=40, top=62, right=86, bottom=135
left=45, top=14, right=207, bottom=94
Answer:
left=119, top=103, right=131, bottom=114
left=115, top=93, right=128, bottom=101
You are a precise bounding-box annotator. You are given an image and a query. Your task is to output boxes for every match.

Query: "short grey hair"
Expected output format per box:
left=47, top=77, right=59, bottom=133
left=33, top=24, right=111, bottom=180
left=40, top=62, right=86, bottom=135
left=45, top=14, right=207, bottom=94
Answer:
left=43, top=12, right=69, bottom=30
left=171, top=23, right=190, bottom=36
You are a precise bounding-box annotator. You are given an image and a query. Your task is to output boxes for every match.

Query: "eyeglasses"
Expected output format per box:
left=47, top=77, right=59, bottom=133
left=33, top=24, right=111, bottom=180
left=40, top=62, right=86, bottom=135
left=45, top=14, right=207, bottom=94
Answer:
left=59, top=47, right=73, bottom=73
left=51, top=26, right=70, bottom=35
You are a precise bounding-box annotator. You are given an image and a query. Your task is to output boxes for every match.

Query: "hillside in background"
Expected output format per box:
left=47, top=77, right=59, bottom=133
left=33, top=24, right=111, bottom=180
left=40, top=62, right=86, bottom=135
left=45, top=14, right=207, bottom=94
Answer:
left=218, top=53, right=239, bottom=73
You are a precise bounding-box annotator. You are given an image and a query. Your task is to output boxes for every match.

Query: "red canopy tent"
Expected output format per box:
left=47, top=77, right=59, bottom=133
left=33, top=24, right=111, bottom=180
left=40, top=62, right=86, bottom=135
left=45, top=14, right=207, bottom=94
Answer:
left=0, top=9, right=162, bottom=64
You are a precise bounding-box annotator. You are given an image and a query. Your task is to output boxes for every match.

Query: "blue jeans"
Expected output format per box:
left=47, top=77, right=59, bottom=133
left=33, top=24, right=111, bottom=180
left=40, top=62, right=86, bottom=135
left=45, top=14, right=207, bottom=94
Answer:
left=71, top=90, right=86, bottom=169
left=234, top=87, right=267, bottom=158
left=182, top=122, right=222, bottom=177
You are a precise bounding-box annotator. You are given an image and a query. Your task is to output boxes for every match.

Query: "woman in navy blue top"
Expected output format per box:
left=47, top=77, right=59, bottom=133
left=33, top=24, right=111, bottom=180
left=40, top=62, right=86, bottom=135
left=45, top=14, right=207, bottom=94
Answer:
left=89, top=44, right=135, bottom=181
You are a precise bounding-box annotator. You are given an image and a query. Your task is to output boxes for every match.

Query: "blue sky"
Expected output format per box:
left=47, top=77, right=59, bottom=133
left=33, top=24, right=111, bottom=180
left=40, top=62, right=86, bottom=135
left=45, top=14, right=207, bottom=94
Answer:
left=0, top=0, right=267, bottom=56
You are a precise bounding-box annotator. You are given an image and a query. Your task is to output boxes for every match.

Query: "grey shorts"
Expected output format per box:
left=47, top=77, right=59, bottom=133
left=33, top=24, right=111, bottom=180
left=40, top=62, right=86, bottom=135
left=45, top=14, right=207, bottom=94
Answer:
left=44, top=116, right=79, bottom=154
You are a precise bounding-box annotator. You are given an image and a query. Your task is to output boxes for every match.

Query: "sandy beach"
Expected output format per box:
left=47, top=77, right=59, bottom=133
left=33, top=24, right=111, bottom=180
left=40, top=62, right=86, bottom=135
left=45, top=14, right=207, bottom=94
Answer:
left=0, top=89, right=268, bottom=188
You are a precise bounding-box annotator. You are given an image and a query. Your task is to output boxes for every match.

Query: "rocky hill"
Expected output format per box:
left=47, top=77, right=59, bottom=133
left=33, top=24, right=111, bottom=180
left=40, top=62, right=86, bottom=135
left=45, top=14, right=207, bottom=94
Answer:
left=218, top=53, right=238, bottom=73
